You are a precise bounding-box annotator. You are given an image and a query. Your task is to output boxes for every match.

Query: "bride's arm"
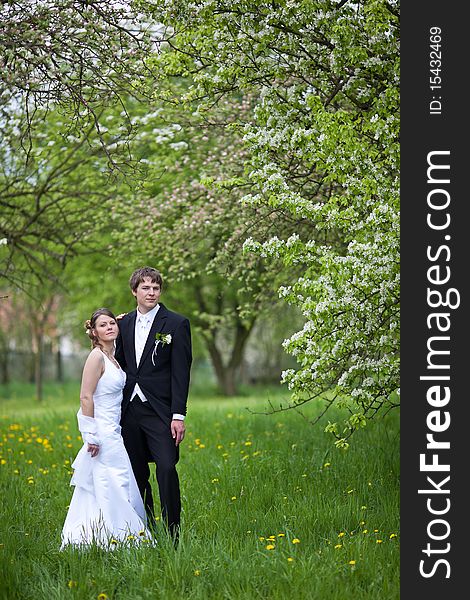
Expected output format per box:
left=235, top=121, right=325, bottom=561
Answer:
left=78, top=349, right=104, bottom=457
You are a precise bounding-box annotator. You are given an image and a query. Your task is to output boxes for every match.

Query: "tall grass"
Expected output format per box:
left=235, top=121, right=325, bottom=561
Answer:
left=0, top=383, right=399, bottom=599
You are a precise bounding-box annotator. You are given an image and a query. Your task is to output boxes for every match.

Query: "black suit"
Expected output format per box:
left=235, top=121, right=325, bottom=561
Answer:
left=115, top=303, right=192, bottom=533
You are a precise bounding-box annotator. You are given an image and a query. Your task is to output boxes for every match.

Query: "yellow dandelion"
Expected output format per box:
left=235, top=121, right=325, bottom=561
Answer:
left=292, top=538, right=300, bottom=544
left=110, top=539, right=118, bottom=544
left=323, top=462, right=331, bottom=468
left=338, top=532, right=345, bottom=538
left=244, top=441, right=252, bottom=446
left=194, top=570, right=201, bottom=576
left=266, top=544, right=275, bottom=550
left=389, top=533, right=397, bottom=539
left=376, top=539, right=383, bottom=544
left=363, top=529, right=368, bottom=534
left=278, top=533, right=286, bottom=537
left=67, top=580, right=77, bottom=588
left=0, top=459, right=6, bottom=465
left=287, top=557, right=294, bottom=562
left=127, top=535, right=135, bottom=541
left=334, top=544, right=342, bottom=549
left=349, top=560, right=356, bottom=565
left=97, top=594, right=108, bottom=600
left=211, top=478, right=219, bottom=483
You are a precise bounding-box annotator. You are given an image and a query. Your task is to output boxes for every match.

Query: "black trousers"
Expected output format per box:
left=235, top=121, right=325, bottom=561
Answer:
left=121, top=398, right=181, bottom=534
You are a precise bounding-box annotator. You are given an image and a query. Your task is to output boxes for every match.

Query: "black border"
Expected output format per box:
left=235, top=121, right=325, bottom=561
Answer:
left=401, top=4, right=466, bottom=597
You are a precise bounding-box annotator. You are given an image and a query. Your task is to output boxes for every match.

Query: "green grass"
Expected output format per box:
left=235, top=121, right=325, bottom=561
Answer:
left=0, top=383, right=399, bottom=599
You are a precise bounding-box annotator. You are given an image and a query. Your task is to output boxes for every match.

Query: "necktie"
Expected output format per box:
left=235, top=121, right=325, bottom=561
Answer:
left=136, top=317, right=149, bottom=365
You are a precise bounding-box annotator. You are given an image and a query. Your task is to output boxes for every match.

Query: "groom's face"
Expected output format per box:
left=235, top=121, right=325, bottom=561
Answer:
left=132, top=277, right=161, bottom=313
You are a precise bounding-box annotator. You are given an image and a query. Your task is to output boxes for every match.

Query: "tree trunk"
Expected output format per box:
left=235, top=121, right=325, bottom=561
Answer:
left=31, top=296, right=55, bottom=401
left=34, top=337, right=43, bottom=402
left=193, top=282, right=256, bottom=396
left=56, top=342, right=63, bottom=382
left=206, top=341, right=238, bottom=396
left=205, top=318, right=255, bottom=396
left=0, top=350, right=9, bottom=384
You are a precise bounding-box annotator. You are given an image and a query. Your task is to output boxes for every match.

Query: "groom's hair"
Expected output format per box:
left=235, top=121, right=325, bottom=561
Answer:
left=129, top=266, right=163, bottom=291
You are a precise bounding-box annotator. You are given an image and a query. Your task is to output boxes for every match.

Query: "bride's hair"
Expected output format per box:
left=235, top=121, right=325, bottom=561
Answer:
left=84, top=308, right=117, bottom=349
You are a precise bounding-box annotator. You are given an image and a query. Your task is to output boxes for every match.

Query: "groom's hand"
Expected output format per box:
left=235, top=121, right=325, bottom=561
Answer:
left=171, top=419, right=185, bottom=446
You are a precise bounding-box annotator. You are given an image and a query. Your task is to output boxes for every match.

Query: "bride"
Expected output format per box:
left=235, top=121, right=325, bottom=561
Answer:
left=61, top=308, right=151, bottom=548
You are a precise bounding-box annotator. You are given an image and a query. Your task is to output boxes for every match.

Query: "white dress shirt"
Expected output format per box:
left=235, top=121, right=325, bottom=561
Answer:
left=131, top=304, right=184, bottom=421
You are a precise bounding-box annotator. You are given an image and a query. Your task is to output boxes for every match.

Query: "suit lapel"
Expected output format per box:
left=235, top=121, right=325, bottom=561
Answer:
left=138, top=304, right=168, bottom=371
left=126, top=310, right=138, bottom=370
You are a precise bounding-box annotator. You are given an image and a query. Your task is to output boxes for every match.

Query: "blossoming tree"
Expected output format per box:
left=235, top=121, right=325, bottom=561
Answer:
left=139, top=0, right=400, bottom=444
left=112, top=95, right=307, bottom=395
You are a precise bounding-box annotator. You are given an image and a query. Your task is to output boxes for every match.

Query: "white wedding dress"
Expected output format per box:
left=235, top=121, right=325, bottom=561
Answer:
left=61, top=352, right=151, bottom=548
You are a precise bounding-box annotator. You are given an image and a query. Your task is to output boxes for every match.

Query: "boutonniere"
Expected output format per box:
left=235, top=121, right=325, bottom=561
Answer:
left=152, top=333, right=172, bottom=365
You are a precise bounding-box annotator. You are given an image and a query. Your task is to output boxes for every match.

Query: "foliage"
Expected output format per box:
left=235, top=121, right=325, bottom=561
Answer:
left=0, top=101, right=141, bottom=288
left=141, top=0, right=400, bottom=444
left=112, top=93, right=307, bottom=394
left=0, top=0, right=154, bottom=150
left=1, top=0, right=401, bottom=436
left=0, top=0, right=157, bottom=287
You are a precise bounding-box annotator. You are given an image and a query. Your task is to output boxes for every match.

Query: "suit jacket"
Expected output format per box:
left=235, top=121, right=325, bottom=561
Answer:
left=115, top=303, right=192, bottom=424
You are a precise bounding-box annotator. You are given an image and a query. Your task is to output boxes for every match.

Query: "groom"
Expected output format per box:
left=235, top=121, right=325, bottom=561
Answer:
left=115, top=266, right=192, bottom=538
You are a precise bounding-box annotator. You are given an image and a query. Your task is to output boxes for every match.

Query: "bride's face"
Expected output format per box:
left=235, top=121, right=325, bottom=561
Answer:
left=93, top=316, right=119, bottom=343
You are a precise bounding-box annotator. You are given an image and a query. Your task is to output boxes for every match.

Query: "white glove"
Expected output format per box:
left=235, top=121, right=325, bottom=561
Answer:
left=77, top=409, right=100, bottom=446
